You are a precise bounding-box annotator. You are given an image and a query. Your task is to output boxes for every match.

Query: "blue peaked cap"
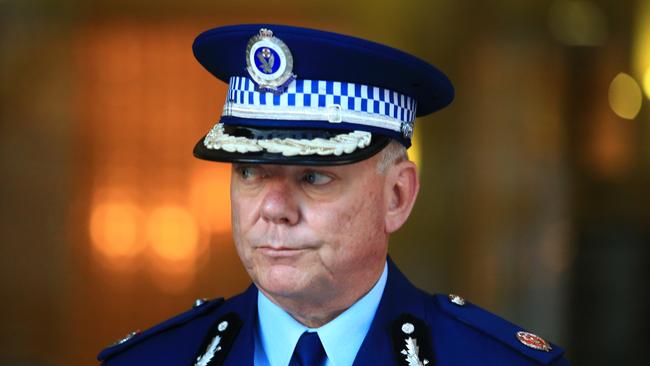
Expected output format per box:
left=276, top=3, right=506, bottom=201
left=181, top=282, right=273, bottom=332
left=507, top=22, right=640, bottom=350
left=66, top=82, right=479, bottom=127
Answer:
left=192, top=24, right=454, bottom=165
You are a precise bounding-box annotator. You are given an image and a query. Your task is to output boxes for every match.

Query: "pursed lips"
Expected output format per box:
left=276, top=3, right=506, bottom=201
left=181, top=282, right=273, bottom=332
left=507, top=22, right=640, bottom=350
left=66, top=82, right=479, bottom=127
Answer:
left=255, top=244, right=313, bottom=258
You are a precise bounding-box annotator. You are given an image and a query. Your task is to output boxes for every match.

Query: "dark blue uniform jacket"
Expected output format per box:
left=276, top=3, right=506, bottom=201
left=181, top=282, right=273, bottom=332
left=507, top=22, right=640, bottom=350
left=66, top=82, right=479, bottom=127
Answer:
left=98, top=259, right=570, bottom=365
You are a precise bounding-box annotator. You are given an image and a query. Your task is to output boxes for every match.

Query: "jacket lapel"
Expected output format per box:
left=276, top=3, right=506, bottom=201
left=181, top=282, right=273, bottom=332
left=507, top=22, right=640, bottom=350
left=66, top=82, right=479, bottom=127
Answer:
left=353, top=258, right=433, bottom=366
left=219, top=284, right=258, bottom=366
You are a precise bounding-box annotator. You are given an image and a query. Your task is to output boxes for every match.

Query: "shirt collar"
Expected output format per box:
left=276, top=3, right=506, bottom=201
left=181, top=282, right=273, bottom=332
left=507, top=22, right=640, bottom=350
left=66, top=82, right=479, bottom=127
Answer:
left=256, top=261, right=388, bottom=366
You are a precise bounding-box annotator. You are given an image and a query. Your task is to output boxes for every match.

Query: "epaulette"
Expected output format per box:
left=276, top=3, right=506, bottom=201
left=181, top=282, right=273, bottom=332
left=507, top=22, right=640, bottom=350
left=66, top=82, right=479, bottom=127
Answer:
left=434, top=294, right=566, bottom=365
left=97, top=297, right=225, bottom=362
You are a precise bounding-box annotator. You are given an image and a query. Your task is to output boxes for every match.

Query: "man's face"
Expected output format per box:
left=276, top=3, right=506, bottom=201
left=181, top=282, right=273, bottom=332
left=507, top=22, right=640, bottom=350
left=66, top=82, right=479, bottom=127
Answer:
left=230, top=155, right=389, bottom=306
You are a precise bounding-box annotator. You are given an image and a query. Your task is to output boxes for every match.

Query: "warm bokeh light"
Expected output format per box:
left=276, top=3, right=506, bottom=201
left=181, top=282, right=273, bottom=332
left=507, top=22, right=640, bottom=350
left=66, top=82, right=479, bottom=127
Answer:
left=90, top=201, right=144, bottom=259
left=146, top=205, right=200, bottom=262
left=189, top=164, right=232, bottom=233
left=608, top=72, right=642, bottom=120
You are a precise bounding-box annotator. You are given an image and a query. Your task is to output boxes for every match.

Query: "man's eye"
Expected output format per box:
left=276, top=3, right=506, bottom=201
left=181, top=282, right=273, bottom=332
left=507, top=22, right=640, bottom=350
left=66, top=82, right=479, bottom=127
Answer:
left=303, top=171, right=333, bottom=185
left=238, top=166, right=260, bottom=180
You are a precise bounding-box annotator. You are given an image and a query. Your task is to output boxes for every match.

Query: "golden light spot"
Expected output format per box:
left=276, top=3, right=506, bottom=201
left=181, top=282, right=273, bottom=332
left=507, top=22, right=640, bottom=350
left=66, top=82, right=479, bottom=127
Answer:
left=608, top=72, right=642, bottom=120
left=90, top=201, right=144, bottom=259
left=146, top=205, right=199, bottom=262
left=643, top=67, right=650, bottom=100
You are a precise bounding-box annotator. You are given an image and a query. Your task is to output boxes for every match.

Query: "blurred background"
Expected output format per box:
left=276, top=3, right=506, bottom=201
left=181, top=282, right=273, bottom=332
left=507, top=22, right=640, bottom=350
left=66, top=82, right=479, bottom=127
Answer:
left=1, top=0, right=648, bottom=365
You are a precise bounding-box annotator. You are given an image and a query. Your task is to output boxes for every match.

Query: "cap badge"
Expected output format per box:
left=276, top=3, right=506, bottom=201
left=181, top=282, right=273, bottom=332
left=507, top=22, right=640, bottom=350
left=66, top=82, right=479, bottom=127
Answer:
left=516, top=331, right=552, bottom=352
left=246, top=28, right=296, bottom=95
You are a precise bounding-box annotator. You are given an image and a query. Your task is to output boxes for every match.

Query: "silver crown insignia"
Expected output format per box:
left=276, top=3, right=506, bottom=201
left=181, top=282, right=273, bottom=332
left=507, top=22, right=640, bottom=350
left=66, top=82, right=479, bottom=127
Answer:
left=259, top=28, right=274, bottom=38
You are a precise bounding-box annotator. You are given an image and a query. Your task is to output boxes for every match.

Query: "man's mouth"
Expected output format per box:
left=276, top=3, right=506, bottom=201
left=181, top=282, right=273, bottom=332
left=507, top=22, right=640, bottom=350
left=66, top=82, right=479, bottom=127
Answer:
left=256, top=245, right=310, bottom=257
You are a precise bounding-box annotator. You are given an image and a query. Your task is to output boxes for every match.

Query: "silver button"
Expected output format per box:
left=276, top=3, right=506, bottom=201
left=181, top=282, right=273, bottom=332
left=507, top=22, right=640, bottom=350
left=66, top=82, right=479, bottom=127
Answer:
left=218, top=321, right=228, bottom=332
left=401, top=322, right=415, bottom=334
left=401, top=121, right=414, bottom=139
left=193, top=298, right=208, bottom=308
left=448, top=294, right=466, bottom=306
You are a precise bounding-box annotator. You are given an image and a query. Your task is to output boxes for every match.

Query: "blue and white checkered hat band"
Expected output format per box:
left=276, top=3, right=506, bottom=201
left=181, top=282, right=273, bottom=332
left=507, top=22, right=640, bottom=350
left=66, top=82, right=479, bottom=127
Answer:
left=222, top=76, right=417, bottom=136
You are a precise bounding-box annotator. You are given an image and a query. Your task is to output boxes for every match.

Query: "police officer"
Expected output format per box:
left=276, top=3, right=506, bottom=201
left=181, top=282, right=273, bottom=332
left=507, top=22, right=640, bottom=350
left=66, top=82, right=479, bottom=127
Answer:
left=98, top=24, right=571, bottom=366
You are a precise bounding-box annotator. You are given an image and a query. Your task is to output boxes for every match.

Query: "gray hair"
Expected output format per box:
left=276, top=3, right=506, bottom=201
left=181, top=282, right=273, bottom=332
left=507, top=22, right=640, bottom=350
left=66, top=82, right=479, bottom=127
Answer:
left=376, top=140, right=409, bottom=174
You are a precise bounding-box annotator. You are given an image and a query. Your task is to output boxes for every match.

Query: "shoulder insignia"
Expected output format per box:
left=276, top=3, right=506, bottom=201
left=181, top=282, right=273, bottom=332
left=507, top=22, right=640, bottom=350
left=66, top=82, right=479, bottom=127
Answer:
left=517, top=331, right=553, bottom=352
left=391, top=313, right=434, bottom=366
left=434, top=294, right=565, bottom=365
left=192, top=312, right=243, bottom=366
left=97, top=297, right=225, bottom=362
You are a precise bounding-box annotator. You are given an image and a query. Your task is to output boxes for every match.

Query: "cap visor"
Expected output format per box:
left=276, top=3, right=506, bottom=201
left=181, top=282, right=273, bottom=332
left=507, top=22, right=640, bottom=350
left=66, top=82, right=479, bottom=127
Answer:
left=193, top=131, right=390, bottom=166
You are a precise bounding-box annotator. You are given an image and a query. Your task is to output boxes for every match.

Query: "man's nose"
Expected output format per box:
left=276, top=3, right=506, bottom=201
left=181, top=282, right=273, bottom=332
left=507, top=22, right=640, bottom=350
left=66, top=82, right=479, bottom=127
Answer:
left=259, top=179, right=300, bottom=225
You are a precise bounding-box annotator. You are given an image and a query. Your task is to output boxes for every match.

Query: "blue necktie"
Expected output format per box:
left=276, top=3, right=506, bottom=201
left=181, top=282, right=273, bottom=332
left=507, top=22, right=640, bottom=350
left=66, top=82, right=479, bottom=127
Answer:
left=290, top=331, right=326, bottom=366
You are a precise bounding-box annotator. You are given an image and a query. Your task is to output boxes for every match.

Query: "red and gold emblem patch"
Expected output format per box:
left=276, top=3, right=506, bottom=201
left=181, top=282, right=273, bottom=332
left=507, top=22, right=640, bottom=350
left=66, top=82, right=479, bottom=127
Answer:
left=516, top=331, right=552, bottom=352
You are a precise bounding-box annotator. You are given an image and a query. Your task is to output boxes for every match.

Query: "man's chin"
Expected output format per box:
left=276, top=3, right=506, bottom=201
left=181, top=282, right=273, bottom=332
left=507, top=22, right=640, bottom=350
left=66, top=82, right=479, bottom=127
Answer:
left=255, top=266, right=312, bottom=298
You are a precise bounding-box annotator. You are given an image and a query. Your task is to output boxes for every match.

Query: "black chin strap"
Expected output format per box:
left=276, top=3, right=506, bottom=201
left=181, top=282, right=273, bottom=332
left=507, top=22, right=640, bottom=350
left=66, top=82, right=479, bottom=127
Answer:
left=223, top=125, right=349, bottom=140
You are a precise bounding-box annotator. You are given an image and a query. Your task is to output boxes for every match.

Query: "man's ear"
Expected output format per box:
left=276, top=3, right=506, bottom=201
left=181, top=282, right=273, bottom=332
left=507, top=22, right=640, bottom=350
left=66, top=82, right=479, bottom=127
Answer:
left=384, top=160, right=420, bottom=234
